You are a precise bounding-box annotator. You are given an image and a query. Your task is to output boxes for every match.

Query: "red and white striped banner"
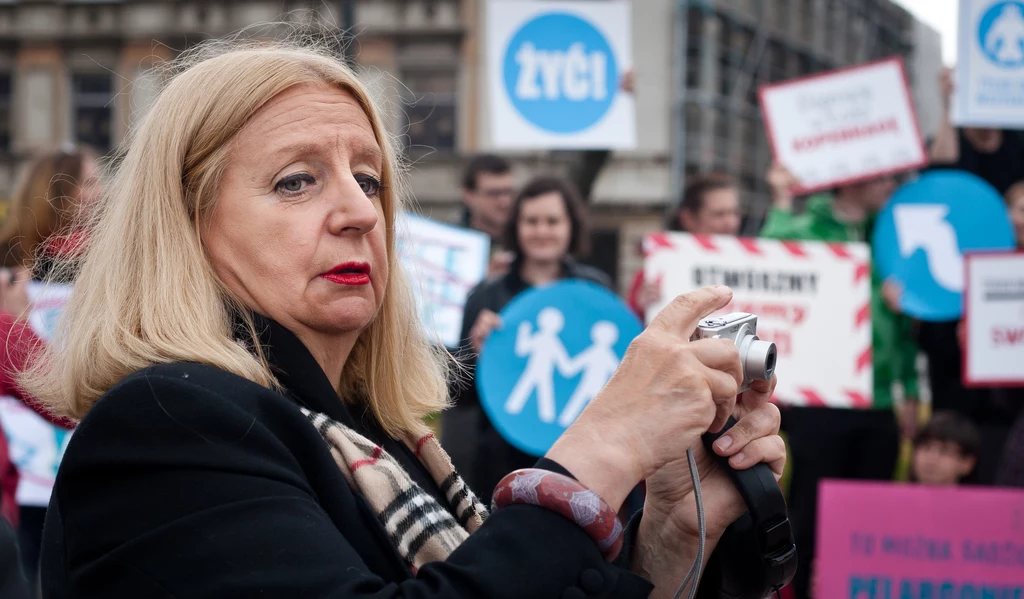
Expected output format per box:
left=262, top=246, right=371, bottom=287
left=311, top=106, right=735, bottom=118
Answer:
left=643, top=232, right=873, bottom=409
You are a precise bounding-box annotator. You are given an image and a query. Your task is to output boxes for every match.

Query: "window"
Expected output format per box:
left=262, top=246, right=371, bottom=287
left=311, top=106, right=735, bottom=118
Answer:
left=72, top=72, right=112, bottom=152
left=400, top=69, right=457, bottom=154
left=801, top=0, right=815, bottom=43
left=0, top=74, right=11, bottom=152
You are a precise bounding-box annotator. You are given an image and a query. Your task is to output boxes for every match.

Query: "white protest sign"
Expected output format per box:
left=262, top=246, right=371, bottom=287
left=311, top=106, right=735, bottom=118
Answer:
left=644, top=233, right=873, bottom=408
left=398, top=213, right=490, bottom=348
left=484, top=0, right=635, bottom=149
left=0, top=281, right=75, bottom=507
left=759, top=57, right=927, bottom=195
left=954, top=0, right=1024, bottom=128
left=964, top=252, right=1024, bottom=386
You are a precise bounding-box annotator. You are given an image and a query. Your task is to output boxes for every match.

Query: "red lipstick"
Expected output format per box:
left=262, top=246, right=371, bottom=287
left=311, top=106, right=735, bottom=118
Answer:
left=320, top=262, right=371, bottom=286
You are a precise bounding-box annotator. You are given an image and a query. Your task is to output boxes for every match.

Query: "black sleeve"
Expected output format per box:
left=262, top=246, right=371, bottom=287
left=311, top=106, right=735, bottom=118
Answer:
left=46, top=372, right=653, bottom=598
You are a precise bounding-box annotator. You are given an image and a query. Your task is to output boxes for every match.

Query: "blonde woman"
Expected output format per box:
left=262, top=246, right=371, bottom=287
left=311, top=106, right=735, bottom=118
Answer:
left=25, top=40, right=786, bottom=598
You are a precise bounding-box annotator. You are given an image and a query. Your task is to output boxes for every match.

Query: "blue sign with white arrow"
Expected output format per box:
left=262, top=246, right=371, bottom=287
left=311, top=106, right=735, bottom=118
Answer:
left=872, top=170, right=1016, bottom=321
left=476, top=279, right=642, bottom=456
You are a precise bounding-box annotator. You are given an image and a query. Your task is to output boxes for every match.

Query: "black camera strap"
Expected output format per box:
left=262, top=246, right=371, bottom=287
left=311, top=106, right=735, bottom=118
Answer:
left=697, top=417, right=798, bottom=598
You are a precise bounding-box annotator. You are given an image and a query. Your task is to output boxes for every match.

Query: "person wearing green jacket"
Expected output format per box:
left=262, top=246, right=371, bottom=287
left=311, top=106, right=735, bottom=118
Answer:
left=760, top=164, right=920, bottom=599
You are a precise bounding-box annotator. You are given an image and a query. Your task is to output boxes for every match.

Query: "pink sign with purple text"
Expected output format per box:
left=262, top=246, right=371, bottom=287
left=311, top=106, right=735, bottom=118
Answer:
left=817, top=481, right=1024, bottom=599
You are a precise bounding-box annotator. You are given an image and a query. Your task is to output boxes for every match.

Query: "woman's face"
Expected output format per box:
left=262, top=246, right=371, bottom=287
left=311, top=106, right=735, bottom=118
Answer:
left=1009, top=193, right=1024, bottom=248
left=205, top=83, right=388, bottom=344
left=517, top=191, right=572, bottom=264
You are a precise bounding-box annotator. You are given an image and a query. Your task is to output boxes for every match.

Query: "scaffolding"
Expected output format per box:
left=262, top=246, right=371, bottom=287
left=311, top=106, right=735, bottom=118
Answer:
left=670, top=0, right=918, bottom=235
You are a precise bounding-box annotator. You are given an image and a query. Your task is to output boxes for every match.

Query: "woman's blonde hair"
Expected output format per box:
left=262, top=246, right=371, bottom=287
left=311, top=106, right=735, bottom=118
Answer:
left=0, top=146, right=93, bottom=269
left=22, top=39, right=449, bottom=436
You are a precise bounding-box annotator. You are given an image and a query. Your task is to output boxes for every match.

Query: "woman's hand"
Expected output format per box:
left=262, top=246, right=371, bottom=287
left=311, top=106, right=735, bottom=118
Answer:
left=633, top=378, right=785, bottom=597
left=0, top=268, right=31, bottom=319
left=469, top=309, right=502, bottom=353
left=546, top=286, right=742, bottom=512
left=634, top=280, right=662, bottom=313
left=882, top=278, right=904, bottom=314
left=766, top=162, right=800, bottom=211
left=940, top=67, right=954, bottom=112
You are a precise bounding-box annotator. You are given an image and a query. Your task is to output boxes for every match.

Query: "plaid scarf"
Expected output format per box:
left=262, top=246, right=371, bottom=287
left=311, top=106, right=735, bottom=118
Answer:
left=302, top=409, right=488, bottom=573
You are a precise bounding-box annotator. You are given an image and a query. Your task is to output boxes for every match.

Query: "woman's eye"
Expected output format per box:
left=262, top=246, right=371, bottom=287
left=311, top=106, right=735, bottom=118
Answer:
left=275, top=173, right=315, bottom=195
left=356, top=174, right=383, bottom=197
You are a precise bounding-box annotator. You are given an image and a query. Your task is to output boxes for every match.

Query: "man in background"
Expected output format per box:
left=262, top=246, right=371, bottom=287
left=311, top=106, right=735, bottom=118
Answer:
left=459, top=154, right=516, bottom=278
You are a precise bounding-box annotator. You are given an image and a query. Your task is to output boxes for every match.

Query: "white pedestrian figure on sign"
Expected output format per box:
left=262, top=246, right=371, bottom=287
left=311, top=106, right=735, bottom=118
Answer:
left=985, top=3, right=1024, bottom=64
left=504, top=307, right=573, bottom=423
left=557, top=321, right=620, bottom=427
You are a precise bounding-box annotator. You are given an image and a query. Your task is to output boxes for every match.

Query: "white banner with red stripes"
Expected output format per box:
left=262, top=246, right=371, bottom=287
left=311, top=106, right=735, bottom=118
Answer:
left=643, top=232, right=873, bottom=408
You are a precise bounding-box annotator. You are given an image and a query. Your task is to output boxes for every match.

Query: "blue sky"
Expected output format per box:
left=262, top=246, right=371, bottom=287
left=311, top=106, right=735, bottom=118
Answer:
left=895, top=0, right=958, bottom=65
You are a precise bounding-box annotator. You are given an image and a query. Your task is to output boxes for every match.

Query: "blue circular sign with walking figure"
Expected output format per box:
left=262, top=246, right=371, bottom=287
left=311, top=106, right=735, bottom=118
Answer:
left=978, top=1, right=1024, bottom=68
left=476, top=280, right=641, bottom=456
left=502, top=12, right=618, bottom=134
left=872, top=171, right=1016, bottom=321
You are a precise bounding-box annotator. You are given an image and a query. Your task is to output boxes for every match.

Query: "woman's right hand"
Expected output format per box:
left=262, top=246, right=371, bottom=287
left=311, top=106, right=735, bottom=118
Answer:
left=546, top=286, right=741, bottom=511
left=469, top=309, right=503, bottom=353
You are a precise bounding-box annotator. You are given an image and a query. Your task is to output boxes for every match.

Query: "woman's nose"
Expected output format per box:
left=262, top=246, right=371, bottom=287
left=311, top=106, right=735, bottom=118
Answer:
left=328, top=177, right=379, bottom=236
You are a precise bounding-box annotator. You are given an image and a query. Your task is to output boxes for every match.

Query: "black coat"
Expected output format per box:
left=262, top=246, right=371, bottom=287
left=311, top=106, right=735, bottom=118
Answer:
left=40, top=317, right=654, bottom=598
left=443, top=260, right=612, bottom=498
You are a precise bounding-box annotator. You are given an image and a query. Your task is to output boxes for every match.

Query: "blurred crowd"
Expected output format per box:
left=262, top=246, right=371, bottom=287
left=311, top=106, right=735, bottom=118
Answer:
left=0, top=65, right=1018, bottom=599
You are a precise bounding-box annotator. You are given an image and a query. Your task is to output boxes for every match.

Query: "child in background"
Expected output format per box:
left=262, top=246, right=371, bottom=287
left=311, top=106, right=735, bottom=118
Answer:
left=910, top=411, right=980, bottom=485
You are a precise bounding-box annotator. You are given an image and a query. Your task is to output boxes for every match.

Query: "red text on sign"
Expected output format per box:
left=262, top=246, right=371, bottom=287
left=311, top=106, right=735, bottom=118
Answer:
left=723, top=300, right=809, bottom=326
left=792, top=118, right=899, bottom=153
left=992, top=327, right=1024, bottom=346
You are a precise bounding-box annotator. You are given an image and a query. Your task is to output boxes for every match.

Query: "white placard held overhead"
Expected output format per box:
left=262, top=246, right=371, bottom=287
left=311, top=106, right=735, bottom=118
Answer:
left=964, top=251, right=1024, bottom=386
left=484, top=0, right=635, bottom=150
left=644, top=233, right=873, bottom=408
left=398, top=213, right=490, bottom=349
left=759, top=57, right=927, bottom=195
left=954, top=0, right=1024, bottom=128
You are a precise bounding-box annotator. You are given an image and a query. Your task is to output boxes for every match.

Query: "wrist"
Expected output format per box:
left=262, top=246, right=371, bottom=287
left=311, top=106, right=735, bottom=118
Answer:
left=772, top=195, right=794, bottom=212
left=546, top=427, right=642, bottom=512
left=634, top=514, right=717, bottom=599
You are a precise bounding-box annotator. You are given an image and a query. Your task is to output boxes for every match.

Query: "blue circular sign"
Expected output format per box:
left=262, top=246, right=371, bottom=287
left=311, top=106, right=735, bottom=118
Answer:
left=873, top=170, right=1016, bottom=321
left=476, top=280, right=641, bottom=456
left=502, top=12, right=618, bottom=134
left=978, top=1, right=1024, bottom=68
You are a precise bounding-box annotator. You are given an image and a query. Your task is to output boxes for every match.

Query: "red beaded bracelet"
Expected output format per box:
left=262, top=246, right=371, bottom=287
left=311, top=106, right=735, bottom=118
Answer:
left=491, top=468, right=624, bottom=561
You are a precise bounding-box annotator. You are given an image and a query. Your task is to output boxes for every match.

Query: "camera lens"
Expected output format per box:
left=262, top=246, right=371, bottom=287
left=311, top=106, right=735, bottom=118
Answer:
left=744, top=339, right=778, bottom=382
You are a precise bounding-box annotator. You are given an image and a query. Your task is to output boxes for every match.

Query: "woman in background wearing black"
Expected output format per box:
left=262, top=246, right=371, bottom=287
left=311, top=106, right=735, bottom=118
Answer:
left=446, top=176, right=611, bottom=499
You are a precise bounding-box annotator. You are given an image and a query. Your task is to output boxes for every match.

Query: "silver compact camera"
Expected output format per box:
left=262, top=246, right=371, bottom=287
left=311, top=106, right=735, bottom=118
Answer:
left=690, top=312, right=777, bottom=393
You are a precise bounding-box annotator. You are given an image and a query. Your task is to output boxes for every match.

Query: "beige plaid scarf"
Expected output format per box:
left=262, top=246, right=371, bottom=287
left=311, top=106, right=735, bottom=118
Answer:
left=302, top=409, right=488, bottom=573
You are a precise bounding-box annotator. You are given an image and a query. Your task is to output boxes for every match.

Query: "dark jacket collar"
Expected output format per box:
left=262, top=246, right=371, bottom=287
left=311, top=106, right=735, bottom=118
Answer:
left=249, top=313, right=360, bottom=429
left=505, top=255, right=586, bottom=291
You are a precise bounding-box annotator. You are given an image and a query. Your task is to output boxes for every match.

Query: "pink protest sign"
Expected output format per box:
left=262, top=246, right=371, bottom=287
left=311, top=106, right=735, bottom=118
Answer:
left=817, top=481, right=1024, bottom=599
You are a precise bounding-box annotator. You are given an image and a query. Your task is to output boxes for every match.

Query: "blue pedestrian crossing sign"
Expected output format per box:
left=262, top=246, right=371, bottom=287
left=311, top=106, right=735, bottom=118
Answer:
left=872, top=170, right=1016, bottom=321
left=476, top=280, right=642, bottom=456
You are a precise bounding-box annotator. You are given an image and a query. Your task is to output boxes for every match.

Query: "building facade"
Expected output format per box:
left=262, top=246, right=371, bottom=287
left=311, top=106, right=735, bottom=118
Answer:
left=0, top=0, right=942, bottom=289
